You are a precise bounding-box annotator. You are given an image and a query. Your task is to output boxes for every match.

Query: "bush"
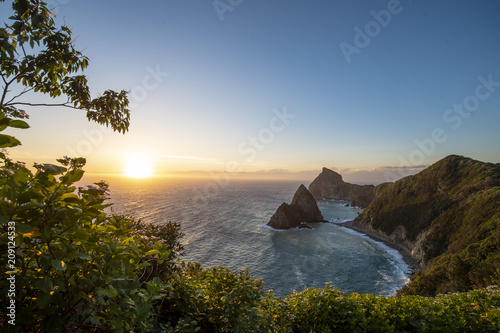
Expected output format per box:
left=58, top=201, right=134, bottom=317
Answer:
left=0, top=156, right=176, bottom=332
left=160, top=261, right=267, bottom=332
left=264, top=285, right=500, bottom=333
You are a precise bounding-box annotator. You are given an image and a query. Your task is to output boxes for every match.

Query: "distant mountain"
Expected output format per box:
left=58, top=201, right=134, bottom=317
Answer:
left=352, top=155, right=500, bottom=296
left=267, top=184, right=325, bottom=229
left=308, top=167, right=385, bottom=208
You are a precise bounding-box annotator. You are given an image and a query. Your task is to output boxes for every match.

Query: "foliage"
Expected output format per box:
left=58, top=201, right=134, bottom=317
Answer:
left=261, top=285, right=500, bottom=333
left=0, top=156, right=176, bottom=332
left=0, top=0, right=131, bottom=149
left=130, top=218, right=184, bottom=284
left=156, top=281, right=500, bottom=333
left=160, top=261, right=267, bottom=332
left=356, top=155, right=500, bottom=296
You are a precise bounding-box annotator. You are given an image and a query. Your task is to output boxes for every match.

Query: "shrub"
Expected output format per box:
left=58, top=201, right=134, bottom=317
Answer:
left=0, top=156, right=176, bottom=332
left=160, top=261, right=267, bottom=332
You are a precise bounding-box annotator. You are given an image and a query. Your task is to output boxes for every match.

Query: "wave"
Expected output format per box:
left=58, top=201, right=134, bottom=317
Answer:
left=328, top=218, right=353, bottom=223
left=260, top=223, right=315, bottom=231
left=338, top=226, right=411, bottom=279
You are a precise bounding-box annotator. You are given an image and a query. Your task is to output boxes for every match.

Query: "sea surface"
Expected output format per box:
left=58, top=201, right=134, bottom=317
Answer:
left=87, top=175, right=409, bottom=297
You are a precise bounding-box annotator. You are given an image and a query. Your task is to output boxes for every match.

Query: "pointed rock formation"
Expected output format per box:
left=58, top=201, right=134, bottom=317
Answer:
left=308, top=167, right=377, bottom=208
left=267, top=184, right=325, bottom=230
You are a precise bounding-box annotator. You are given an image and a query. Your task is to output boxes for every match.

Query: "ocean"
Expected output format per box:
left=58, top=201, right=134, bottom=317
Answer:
left=90, top=175, right=409, bottom=297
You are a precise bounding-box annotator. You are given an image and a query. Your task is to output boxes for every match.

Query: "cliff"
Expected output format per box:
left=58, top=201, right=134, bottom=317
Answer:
left=267, top=184, right=325, bottom=229
left=352, top=155, right=500, bottom=296
left=308, top=167, right=378, bottom=208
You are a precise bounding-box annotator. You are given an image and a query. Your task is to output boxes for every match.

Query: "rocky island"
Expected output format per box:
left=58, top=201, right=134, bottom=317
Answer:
left=267, top=184, right=325, bottom=229
left=308, top=167, right=384, bottom=208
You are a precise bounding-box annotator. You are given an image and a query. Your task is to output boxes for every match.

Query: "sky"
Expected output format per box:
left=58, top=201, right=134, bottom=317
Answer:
left=2, top=0, right=500, bottom=183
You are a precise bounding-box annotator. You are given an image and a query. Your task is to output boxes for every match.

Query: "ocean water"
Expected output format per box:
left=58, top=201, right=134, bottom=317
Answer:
left=90, top=175, right=409, bottom=297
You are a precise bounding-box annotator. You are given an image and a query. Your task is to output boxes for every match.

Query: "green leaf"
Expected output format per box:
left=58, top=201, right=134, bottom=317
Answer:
left=60, top=193, right=80, bottom=202
left=96, top=287, right=118, bottom=298
left=73, top=252, right=91, bottom=260
left=123, top=298, right=135, bottom=307
left=73, top=228, right=89, bottom=241
left=8, top=119, right=30, bottom=129
left=0, top=134, right=21, bottom=148
left=135, top=303, right=152, bottom=316
left=60, top=169, right=84, bottom=184
left=136, top=262, right=151, bottom=269
left=37, top=291, right=50, bottom=309
left=144, top=249, right=160, bottom=256
left=50, top=259, right=66, bottom=271
left=0, top=215, right=10, bottom=225
left=16, top=223, right=32, bottom=233
left=35, top=276, right=53, bottom=293
left=0, top=117, right=10, bottom=131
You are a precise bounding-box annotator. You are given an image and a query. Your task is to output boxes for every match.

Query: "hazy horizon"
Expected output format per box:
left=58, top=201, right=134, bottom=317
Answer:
left=75, top=161, right=431, bottom=186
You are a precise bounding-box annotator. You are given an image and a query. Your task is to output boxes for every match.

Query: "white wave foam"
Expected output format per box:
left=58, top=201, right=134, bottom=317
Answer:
left=340, top=227, right=411, bottom=279
left=378, top=270, right=393, bottom=283
left=259, top=223, right=315, bottom=231
left=260, top=223, right=286, bottom=231
left=294, top=265, right=308, bottom=290
left=329, top=218, right=353, bottom=223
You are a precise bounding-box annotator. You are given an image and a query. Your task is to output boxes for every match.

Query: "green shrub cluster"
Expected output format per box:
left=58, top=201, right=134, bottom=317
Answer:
left=0, top=155, right=180, bottom=332
left=270, top=285, right=500, bottom=333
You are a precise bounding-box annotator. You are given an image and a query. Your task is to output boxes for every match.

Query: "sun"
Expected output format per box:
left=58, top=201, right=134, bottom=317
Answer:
left=123, top=156, right=154, bottom=178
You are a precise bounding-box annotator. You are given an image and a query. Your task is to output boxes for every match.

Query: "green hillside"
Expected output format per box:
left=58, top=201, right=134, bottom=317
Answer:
left=354, top=155, right=500, bottom=296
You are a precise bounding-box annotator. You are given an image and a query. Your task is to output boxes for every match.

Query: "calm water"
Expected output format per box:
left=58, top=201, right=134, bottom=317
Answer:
left=87, top=175, right=409, bottom=297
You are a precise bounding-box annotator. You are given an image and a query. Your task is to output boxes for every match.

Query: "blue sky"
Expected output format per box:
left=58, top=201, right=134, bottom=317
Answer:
left=2, top=0, right=500, bottom=182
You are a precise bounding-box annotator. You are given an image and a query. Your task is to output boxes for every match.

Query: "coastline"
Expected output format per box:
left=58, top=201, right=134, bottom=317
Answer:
left=334, top=221, right=419, bottom=277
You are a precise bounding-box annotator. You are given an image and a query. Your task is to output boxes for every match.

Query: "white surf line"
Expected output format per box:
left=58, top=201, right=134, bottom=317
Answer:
left=338, top=226, right=412, bottom=278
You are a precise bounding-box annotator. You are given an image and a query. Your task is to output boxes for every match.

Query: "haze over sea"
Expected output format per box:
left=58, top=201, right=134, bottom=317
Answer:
left=95, top=175, right=410, bottom=297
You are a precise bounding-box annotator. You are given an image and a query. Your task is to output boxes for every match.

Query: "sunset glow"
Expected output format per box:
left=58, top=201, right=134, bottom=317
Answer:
left=123, top=157, right=154, bottom=178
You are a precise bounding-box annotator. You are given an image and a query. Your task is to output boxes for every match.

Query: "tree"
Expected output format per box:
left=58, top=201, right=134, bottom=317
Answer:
left=0, top=2, right=181, bottom=331
left=0, top=0, right=130, bottom=149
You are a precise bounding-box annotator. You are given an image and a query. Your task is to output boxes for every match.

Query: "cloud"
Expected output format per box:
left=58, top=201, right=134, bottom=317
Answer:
left=334, top=165, right=428, bottom=184
left=160, top=155, right=220, bottom=164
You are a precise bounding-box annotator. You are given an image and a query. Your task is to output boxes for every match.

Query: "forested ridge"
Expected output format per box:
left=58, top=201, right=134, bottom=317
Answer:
left=354, top=154, right=500, bottom=296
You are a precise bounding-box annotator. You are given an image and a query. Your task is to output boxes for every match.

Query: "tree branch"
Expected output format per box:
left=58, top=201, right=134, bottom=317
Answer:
left=4, top=87, right=35, bottom=105
left=1, top=72, right=8, bottom=85
left=21, top=44, right=28, bottom=58
left=0, top=80, right=10, bottom=106
left=7, top=101, right=82, bottom=110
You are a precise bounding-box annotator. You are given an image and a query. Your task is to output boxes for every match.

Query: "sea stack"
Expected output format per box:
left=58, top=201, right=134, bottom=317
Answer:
left=267, top=184, right=325, bottom=230
left=308, top=167, right=376, bottom=208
